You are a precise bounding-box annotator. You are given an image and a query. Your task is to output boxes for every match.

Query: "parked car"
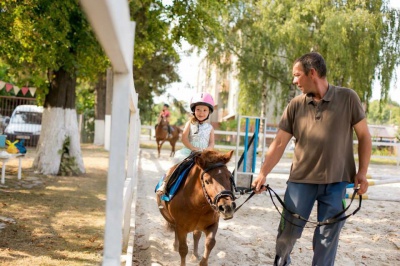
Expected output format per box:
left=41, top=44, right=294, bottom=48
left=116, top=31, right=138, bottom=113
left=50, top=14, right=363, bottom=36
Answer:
left=4, top=105, right=44, bottom=147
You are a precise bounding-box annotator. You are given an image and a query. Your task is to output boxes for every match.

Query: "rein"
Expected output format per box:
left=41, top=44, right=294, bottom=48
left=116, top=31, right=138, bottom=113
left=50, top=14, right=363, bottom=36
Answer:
left=235, top=184, right=362, bottom=227
left=200, top=162, right=236, bottom=211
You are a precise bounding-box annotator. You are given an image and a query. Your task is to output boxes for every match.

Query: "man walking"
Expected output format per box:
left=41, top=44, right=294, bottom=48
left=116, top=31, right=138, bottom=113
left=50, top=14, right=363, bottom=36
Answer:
left=252, top=52, right=372, bottom=266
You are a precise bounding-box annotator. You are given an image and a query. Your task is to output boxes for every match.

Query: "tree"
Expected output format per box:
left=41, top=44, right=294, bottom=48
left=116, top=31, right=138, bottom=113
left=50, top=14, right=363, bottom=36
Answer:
left=0, top=1, right=108, bottom=175
left=129, top=0, right=243, bottom=123
left=367, top=99, right=400, bottom=125
left=185, top=0, right=400, bottom=117
left=129, top=0, right=181, bottom=124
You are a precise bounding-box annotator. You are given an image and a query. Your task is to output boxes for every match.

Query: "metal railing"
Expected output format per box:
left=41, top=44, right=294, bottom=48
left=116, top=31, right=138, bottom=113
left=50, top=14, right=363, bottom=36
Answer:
left=140, top=125, right=400, bottom=166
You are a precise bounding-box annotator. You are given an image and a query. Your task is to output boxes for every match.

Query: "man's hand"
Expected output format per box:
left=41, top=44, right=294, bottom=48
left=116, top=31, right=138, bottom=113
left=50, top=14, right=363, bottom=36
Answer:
left=251, top=173, right=267, bottom=194
left=354, top=172, right=369, bottom=195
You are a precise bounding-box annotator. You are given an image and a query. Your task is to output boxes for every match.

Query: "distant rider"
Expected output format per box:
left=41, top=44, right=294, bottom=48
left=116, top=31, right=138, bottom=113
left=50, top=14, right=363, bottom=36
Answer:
left=156, top=103, right=172, bottom=138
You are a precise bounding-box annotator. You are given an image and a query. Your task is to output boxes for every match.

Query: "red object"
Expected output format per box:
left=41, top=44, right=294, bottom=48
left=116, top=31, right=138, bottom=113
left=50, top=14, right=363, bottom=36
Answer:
left=21, top=87, right=29, bottom=95
left=161, top=110, right=170, bottom=117
left=5, top=83, right=13, bottom=92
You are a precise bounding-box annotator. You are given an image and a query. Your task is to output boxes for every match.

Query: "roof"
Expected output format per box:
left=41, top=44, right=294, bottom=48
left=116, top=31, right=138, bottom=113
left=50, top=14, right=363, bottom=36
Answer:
left=14, top=105, right=43, bottom=113
left=368, top=125, right=397, bottom=139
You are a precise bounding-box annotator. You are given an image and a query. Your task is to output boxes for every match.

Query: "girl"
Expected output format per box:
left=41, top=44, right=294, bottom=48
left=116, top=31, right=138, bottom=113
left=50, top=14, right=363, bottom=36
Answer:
left=175, top=92, right=215, bottom=159
left=156, top=92, right=215, bottom=196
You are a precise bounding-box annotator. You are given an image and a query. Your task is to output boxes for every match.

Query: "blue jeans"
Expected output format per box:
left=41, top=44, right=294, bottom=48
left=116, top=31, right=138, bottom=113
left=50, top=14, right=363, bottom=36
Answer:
left=274, top=182, right=348, bottom=266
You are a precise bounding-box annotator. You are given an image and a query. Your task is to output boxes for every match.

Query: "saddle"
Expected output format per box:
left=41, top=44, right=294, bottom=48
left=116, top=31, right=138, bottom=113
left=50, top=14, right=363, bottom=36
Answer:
left=155, top=151, right=200, bottom=201
left=155, top=124, right=174, bottom=134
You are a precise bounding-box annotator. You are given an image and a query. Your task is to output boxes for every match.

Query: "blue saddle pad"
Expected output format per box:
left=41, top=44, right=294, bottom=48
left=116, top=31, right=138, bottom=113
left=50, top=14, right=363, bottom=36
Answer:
left=155, top=161, right=194, bottom=202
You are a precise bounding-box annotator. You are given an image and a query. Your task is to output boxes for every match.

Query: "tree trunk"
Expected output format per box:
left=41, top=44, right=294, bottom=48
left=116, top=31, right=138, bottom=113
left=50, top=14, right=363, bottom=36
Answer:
left=33, top=67, right=85, bottom=175
left=94, top=72, right=107, bottom=145
left=261, top=78, right=268, bottom=128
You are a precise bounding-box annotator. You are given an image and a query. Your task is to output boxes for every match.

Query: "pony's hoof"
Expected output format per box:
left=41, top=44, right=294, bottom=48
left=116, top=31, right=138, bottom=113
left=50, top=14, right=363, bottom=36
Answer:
left=190, top=254, right=199, bottom=262
left=199, top=258, right=208, bottom=266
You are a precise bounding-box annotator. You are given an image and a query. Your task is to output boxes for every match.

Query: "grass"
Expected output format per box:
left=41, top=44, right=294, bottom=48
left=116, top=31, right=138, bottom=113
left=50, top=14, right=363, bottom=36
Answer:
left=0, top=144, right=108, bottom=266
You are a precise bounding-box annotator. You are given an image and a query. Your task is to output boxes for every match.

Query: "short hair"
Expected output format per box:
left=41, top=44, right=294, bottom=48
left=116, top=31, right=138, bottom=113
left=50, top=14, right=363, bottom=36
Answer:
left=294, top=52, right=327, bottom=78
left=163, top=103, right=169, bottom=108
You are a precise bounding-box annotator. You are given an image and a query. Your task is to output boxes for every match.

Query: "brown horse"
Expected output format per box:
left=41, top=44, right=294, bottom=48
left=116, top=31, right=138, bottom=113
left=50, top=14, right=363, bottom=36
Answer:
left=157, top=150, right=236, bottom=266
left=155, top=116, right=181, bottom=158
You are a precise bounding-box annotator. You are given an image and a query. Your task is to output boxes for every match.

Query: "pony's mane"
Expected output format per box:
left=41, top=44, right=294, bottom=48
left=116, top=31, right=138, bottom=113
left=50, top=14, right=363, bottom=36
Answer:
left=195, top=150, right=233, bottom=169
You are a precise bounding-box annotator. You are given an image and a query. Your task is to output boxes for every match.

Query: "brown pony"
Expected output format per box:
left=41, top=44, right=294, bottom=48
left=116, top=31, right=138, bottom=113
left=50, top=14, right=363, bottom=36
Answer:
left=155, top=116, right=181, bottom=158
left=157, top=150, right=236, bottom=266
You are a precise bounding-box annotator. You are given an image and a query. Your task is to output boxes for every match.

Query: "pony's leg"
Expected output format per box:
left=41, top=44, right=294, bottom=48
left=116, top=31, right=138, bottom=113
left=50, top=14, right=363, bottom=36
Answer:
left=191, top=230, right=202, bottom=261
left=157, top=140, right=166, bottom=158
left=157, top=140, right=161, bottom=158
left=175, top=228, right=189, bottom=266
left=170, top=140, right=176, bottom=157
left=173, top=230, right=179, bottom=252
left=199, top=224, right=218, bottom=266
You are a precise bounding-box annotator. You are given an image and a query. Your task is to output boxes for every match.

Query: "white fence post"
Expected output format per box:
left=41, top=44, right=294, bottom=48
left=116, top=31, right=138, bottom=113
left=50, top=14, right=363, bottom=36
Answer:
left=79, top=1, right=138, bottom=264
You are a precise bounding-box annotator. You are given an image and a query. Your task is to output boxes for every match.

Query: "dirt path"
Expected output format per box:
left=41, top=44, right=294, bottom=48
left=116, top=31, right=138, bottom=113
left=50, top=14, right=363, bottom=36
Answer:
left=133, top=148, right=400, bottom=266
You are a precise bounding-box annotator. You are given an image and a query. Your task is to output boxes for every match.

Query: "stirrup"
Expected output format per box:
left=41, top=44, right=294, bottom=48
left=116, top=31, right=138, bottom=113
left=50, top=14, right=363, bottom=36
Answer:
left=156, top=190, right=165, bottom=196
left=157, top=181, right=166, bottom=195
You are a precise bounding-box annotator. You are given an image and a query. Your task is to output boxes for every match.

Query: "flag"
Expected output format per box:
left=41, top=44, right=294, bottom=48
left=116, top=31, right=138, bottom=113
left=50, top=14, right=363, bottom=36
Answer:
left=29, top=87, right=37, bottom=96
left=13, top=86, right=20, bottom=95
left=21, top=87, right=29, bottom=95
left=5, top=83, right=13, bottom=92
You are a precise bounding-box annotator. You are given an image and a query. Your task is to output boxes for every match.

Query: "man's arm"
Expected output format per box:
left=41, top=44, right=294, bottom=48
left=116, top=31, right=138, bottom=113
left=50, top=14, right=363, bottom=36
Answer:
left=353, top=118, right=372, bottom=195
left=252, top=129, right=292, bottom=192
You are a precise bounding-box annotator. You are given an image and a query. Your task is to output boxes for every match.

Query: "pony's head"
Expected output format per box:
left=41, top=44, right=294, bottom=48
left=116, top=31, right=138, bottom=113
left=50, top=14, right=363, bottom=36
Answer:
left=195, top=150, right=236, bottom=220
left=159, top=115, right=168, bottom=125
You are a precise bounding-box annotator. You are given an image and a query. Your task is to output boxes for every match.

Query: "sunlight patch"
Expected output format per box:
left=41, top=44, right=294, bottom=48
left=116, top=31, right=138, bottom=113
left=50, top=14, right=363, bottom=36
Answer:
left=217, top=251, right=226, bottom=259
left=46, top=186, right=77, bottom=192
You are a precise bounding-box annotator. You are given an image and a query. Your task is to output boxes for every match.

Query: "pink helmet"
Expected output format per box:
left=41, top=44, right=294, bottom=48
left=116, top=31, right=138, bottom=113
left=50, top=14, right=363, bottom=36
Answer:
left=190, top=92, right=215, bottom=113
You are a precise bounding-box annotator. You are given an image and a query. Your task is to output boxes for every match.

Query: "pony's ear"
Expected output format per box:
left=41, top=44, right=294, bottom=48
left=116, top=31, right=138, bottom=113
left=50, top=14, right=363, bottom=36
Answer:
left=221, top=150, right=234, bottom=164
left=195, top=155, right=206, bottom=169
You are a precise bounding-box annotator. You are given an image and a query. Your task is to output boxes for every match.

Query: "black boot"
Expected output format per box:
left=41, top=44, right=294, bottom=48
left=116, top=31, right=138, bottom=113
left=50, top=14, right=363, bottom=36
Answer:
left=274, top=255, right=289, bottom=266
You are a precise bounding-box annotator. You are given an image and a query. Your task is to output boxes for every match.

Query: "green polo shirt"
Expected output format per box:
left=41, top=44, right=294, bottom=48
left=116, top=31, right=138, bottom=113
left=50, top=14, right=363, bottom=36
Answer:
left=279, top=84, right=366, bottom=184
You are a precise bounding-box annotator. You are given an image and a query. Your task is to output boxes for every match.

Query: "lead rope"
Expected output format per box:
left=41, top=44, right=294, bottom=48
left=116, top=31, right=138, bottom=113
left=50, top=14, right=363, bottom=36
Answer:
left=266, top=184, right=362, bottom=227
left=234, top=187, right=256, bottom=213
left=234, top=185, right=362, bottom=227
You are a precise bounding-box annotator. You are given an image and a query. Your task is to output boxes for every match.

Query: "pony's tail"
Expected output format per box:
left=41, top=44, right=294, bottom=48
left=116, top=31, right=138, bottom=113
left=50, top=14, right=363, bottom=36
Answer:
left=165, top=221, right=175, bottom=232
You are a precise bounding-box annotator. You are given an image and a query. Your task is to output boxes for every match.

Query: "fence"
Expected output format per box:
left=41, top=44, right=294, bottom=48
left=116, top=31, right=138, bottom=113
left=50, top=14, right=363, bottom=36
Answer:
left=140, top=125, right=400, bottom=166
left=0, top=95, right=96, bottom=147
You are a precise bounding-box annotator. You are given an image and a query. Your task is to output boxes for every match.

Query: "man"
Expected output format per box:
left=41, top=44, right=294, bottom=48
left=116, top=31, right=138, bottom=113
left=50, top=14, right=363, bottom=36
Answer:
left=252, top=52, right=372, bottom=266
left=156, top=104, right=172, bottom=137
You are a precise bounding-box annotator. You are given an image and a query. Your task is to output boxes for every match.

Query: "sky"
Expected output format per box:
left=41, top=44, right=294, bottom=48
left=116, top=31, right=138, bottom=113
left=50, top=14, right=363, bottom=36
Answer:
left=157, top=0, right=400, bottom=107
left=154, top=42, right=202, bottom=108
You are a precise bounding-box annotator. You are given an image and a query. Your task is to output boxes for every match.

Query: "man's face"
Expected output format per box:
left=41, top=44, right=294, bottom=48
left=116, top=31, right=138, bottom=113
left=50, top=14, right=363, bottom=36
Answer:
left=292, top=62, right=312, bottom=94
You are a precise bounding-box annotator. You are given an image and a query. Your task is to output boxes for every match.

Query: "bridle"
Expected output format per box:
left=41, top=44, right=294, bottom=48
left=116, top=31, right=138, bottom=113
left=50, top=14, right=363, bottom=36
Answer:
left=200, top=162, right=236, bottom=211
